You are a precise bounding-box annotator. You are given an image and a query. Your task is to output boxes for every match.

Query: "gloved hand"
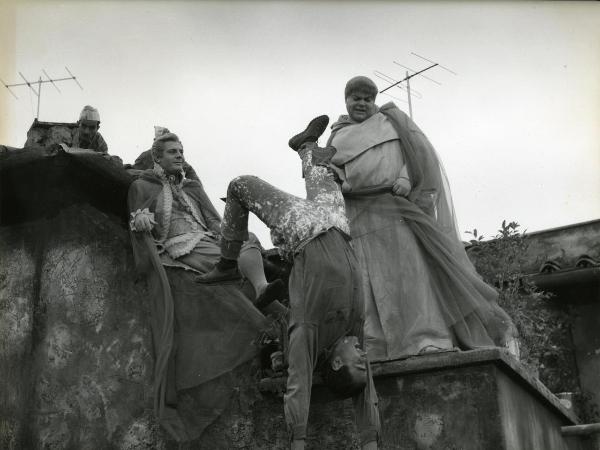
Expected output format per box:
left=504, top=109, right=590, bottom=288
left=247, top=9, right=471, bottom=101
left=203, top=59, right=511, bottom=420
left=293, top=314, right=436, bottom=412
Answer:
left=130, top=208, right=157, bottom=232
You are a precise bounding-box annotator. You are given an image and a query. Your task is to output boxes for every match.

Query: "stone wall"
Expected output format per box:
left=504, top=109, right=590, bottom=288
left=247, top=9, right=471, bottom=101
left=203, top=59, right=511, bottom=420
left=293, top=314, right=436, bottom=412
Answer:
left=0, top=197, right=364, bottom=449
left=0, top=205, right=167, bottom=449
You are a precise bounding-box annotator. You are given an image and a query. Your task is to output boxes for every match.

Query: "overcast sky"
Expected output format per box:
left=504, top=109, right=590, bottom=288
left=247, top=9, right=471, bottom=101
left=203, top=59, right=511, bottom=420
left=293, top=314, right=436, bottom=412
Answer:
left=1, top=1, right=598, bottom=246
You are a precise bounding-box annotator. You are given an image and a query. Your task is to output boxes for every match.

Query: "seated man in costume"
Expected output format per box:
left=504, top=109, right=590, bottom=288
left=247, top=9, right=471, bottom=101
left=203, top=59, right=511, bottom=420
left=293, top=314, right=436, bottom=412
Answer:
left=130, top=126, right=200, bottom=181
left=199, top=116, right=380, bottom=450
left=326, top=75, right=518, bottom=360
left=129, top=132, right=283, bottom=306
left=127, top=132, right=285, bottom=441
left=71, top=105, right=109, bottom=153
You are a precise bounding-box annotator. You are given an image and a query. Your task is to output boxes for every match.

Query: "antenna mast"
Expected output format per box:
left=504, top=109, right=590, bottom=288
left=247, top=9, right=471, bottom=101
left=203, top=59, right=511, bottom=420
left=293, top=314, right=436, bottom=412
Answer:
left=1, top=66, right=83, bottom=120
left=375, top=53, right=456, bottom=119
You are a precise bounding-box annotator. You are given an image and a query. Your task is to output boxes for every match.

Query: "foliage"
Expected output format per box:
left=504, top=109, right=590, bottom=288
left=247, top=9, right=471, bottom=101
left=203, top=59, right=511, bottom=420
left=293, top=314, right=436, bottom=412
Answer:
left=466, top=220, right=578, bottom=393
left=574, top=391, right=600, bottom=423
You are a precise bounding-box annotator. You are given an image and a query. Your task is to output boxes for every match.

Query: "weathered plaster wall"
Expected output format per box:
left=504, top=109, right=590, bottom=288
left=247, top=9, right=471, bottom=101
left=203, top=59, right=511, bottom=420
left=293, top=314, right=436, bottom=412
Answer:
left=0, top=205, right=167, bottom=449
left=0, top=223, right=36, bottom=448
left=0, top=202, right=364, bottom=449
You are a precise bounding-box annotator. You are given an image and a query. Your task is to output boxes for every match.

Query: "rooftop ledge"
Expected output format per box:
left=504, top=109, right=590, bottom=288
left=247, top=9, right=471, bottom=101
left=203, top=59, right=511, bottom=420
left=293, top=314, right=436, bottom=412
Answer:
left=260, top=347, right=578, bottom=425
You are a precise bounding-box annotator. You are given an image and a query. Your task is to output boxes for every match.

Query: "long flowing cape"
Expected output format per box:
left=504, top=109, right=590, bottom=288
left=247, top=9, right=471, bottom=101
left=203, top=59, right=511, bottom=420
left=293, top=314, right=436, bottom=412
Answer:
left=128, top=172, right=267, bottom=441
left=329, top=104, right=515, bottom=349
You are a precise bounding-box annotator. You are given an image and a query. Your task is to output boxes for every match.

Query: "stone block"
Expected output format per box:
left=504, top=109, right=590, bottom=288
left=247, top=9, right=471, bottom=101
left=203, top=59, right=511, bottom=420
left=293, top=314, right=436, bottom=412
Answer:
left=369, top=349, right=581, bottom=449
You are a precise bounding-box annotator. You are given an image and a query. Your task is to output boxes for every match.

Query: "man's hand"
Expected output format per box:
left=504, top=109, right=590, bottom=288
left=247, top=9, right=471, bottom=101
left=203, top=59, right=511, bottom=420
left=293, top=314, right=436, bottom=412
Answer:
left=130, top=208, right=157, bottom=232
left=392, top=177, right=411, bottom=197
left=134, top=214, right=156, bottom=232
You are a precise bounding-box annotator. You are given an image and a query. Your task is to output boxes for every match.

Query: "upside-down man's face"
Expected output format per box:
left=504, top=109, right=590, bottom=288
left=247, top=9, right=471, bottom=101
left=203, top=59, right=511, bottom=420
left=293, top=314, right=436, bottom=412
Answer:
left=331, top=335, right=368, bottom=385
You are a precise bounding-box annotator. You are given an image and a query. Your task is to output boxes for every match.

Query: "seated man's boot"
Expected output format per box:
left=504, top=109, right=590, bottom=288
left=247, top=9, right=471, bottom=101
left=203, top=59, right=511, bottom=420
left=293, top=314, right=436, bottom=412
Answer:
left=255, top=278, right=286, bottom=310
left=195, top=257, right=241, bottom=283
left=288, top=115, right=330, bottom=151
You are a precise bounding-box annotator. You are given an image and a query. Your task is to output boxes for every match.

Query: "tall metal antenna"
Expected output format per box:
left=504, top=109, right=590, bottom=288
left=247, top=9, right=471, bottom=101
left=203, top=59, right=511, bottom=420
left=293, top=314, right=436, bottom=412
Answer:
left=1, top=67, right=83, bottom=119
left=374, top=70, right=423, bottom=99
left=376, top=53, right=456, bottom=119
left=411, top=52, right=457, bottom=75
left=393, top=61, right=442, bottom=85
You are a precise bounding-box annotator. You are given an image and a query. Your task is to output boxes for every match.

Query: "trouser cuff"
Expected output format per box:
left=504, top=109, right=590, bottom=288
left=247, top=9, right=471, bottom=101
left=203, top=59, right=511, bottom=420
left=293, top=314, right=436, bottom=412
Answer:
left=221, top=239, right=243, bottom=260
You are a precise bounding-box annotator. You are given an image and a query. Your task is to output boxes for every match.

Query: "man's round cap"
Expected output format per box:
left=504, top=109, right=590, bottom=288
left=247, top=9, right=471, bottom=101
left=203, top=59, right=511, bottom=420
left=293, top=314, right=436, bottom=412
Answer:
left=79, top=105, right=100, bottom=122
left=344, top=76, right=378, bottom=98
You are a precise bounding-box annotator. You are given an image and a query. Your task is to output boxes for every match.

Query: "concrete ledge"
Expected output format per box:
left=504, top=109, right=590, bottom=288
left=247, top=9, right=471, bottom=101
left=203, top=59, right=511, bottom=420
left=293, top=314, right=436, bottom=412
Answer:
left=562, top=423, right=600, bottom=436
left=260, top=348, right=577, bottom=424
left=370, top=347, right=578, bottom=424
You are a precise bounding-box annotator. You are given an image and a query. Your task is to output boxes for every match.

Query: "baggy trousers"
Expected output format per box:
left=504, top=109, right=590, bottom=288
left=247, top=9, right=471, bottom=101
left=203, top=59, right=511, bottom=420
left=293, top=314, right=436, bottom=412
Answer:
left=220, top=146, right=347, bottom=259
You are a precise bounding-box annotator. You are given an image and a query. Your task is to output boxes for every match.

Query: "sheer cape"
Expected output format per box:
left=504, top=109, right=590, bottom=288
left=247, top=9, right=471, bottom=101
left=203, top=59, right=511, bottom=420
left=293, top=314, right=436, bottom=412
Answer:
left=329, top=103, right=516, bottom=353
left=128, top=171, right=267, bottom=441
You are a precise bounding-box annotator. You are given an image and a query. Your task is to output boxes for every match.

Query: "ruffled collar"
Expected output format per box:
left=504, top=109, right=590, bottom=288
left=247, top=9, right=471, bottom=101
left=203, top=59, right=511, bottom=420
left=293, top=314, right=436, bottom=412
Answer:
left=153, top=163, right=185, bottom=188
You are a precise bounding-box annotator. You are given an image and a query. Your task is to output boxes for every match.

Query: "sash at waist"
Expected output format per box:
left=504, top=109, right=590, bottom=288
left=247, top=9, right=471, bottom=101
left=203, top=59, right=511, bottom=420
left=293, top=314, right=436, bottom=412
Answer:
left=343, top=185, right=393, bottom=197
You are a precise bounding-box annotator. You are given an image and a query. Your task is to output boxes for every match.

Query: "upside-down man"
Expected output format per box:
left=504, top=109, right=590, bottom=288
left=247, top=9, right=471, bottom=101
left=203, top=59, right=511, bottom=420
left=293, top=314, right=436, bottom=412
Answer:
left=199, top=116, right=380, bottom=450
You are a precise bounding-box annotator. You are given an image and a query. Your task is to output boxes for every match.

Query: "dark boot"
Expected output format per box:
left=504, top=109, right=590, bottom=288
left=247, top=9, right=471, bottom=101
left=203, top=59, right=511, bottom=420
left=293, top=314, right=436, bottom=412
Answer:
left=255, top=279, right=286, bottom=310
left=288, top=115, right=330, bottom=151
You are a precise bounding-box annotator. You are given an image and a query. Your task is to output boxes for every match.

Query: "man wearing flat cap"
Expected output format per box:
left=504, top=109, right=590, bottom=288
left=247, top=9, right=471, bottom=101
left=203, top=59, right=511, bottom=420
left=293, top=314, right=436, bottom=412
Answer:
left=72, top=105, right=108, bottom=153
left=327, top=75, right=517, bottom=362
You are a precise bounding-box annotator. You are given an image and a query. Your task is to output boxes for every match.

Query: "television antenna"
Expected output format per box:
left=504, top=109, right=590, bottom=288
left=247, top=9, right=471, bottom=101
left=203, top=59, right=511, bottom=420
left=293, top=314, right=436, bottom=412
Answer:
left=375, top=52, right=456, bottom=119
left=1, top=67, right=83, bottom=120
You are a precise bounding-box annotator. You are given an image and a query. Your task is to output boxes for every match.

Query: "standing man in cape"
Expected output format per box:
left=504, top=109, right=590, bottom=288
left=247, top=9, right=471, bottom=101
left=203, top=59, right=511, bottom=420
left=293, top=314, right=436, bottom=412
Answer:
left=327, top=76, right=518, bottom=361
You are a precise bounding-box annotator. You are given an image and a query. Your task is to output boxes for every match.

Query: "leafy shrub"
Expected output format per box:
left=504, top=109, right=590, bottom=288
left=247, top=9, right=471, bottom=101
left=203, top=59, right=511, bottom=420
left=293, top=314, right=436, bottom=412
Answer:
left=466, top=220, right=578, bottom=393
